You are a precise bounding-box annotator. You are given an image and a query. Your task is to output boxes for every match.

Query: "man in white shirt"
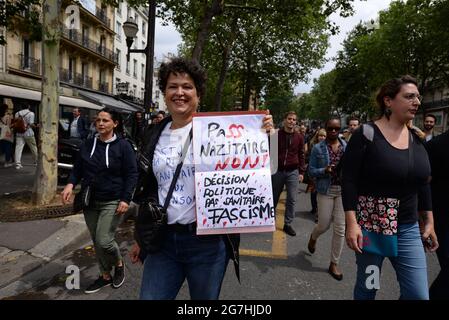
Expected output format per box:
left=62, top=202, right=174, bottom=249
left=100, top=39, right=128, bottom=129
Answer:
left=70, top=108, right=87, bottom=139
left=14, top=105, right=38, bottom=169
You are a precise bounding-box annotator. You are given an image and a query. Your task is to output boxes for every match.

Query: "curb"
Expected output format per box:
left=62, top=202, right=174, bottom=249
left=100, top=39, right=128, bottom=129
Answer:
left=0, top=214, right=90, bottom=298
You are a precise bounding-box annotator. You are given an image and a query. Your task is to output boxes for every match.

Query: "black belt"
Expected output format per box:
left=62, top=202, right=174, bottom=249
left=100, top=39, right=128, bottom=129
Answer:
left=166, top=222, right=197, bottom=233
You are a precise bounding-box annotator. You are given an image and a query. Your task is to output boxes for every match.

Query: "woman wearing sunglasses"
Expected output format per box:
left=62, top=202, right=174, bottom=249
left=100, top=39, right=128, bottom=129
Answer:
left=307, top=118, right=347, bottom=281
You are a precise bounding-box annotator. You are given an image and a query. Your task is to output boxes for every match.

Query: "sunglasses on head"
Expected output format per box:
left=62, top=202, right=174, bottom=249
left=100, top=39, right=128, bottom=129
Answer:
left=326, top=127, right=341, bottom=132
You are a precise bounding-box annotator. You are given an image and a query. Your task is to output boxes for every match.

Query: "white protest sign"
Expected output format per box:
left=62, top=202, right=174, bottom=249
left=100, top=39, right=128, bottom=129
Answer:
left=192, top=112, right=275, bottom=235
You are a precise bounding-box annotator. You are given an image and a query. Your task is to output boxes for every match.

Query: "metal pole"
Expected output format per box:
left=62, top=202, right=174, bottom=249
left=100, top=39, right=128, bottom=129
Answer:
left=143, top=0, right=156, bottom=118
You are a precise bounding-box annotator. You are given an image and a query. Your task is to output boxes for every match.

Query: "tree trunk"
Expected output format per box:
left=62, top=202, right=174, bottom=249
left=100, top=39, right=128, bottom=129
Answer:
left=33, top=0, right=60, bottom=205
left=242, top=60, right=253, bottom=111
left=191, top=0, right=223, bottom=63
left=214, top=19, right=238, bottom=111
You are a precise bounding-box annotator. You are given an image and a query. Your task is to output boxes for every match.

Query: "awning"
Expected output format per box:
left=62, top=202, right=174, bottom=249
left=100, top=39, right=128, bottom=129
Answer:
left=0, top=84, right=103, bottom=110
left=78, top=89, right=143, bottom=113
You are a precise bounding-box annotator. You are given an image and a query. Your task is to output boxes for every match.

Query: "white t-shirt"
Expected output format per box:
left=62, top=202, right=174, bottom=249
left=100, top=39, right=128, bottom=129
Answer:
left=153, top=122, right=195, bottom=224
left=70, top=116, right=80, bottom=138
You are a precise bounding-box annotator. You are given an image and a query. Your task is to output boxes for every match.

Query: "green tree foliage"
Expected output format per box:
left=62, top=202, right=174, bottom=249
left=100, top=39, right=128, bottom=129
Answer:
left=331, top=0, right=449, bottom=119
left=160, top=0, right=358, bottom=112
left=0, top=0, right=42, bottom=44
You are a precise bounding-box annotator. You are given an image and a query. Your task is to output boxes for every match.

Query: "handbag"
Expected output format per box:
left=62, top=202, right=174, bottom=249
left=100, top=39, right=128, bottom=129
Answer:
left=357, top=195, right=400, bottom=257
left=73, top=185, right=92, bottom=213
left=135, top=128, right=193, bottom=254
left=356, top=130, right=414, bottom=257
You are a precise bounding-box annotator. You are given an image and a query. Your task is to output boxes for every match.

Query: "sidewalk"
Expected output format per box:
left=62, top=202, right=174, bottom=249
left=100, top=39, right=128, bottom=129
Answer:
left=0, top=152, right=91, bottom=298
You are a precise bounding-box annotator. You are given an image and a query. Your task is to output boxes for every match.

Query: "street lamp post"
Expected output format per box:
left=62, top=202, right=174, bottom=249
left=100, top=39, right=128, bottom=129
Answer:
left=123, top=0, right=156, bottom=118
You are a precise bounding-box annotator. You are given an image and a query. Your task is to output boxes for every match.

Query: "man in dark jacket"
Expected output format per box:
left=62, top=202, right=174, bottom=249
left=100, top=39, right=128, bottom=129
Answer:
left=426, top=129, right=449, bottom=299
left=272, top=111, right=306, bottom=236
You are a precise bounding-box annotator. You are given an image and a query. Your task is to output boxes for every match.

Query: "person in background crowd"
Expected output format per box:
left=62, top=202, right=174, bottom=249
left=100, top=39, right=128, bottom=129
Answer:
left=129, top=57, right=274, bottom=300
left=426, top=128, right=449, bottom=299
left=131, top=111, right=146, bottom=147
left=153, top=111, right=165, bottom=125
left=14, top=105, right=38, bottom=170
left=0, top=104, right=14, bottom=167
left=308, top=118, right=347, bottom=281
left=423, top=114, right=436, bottom=142
left=347, top=117, right=361, bottom=141
left=87, top=114, right=98, bottom=140
left=342, top=75, right=438, bottom=300
left=306, top=128, right=327, bottom=221
left=70, top=108, right=88, bottom=139
left=61, top=107, right=138, bottom=294
left=272, top=111, right=305, bottom=237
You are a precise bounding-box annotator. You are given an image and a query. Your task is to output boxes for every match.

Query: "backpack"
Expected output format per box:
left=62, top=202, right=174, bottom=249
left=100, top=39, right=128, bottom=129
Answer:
left=12, top=112, right=29, bottom=134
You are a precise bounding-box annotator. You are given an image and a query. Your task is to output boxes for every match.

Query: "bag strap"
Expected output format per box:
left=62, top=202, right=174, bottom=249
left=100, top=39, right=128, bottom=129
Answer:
left=162, top=128, right=193, bottom=211
left=407, top=130, right=414, bottom=184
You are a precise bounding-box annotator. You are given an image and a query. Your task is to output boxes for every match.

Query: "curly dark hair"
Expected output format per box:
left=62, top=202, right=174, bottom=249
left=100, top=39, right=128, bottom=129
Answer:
left=158, top=57, right=207, bottom=99
left=376, top=75, right=418, bottom=119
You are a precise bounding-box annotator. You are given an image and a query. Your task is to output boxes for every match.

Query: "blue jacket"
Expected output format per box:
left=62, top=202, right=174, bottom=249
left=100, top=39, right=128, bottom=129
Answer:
left=308, top=138, right=346, bottom=195
left=69, top=134, right=138, bottom=203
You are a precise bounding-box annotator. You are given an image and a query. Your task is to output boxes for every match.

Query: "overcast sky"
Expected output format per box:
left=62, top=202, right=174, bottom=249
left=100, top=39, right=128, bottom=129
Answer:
left=153, top=0, right=394, bottom=93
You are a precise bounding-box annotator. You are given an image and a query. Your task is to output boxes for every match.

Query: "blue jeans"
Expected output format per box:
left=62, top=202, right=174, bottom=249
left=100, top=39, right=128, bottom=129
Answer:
left=354, top=222, right=429, bottom=300
left=0, top=139, right=13, bottom=162
left=140, top=229, right=229, bottom=300
left=271, top=169, right=299, bottom=225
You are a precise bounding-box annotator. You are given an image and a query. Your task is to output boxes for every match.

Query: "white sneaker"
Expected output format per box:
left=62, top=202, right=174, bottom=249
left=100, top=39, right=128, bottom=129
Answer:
left=15, top=164, right=23, bottom=169
left=4, top=163, right=13, bottom=168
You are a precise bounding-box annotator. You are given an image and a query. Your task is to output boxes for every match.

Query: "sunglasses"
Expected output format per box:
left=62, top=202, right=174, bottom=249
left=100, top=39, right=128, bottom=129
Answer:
left=326, top=127, right=341, bottom=132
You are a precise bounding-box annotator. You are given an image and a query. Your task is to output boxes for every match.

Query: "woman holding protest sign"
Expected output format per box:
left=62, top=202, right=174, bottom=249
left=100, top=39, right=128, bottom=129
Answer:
left=129, top=57, right=274, bottom=300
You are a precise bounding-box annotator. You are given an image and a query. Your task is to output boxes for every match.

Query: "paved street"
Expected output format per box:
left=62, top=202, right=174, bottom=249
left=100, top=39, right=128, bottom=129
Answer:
left=0, top=185, right=440, bottom=300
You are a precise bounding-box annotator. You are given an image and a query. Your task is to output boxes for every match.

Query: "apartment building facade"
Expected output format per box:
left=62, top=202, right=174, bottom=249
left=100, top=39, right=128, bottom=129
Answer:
left=113, top=2, right=167, bottom=113
left=0, top=0, right=142, bottom=120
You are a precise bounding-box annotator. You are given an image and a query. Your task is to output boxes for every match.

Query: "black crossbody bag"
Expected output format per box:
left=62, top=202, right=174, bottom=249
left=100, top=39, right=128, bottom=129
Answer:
left=135, top=128, right=193, bottom=253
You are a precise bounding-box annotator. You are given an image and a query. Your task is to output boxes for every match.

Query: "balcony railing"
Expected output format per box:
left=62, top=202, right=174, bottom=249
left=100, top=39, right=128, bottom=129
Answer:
left=60, top=68, right=93, bottom=89
left=18, top=54, right=40, bottom=75
left=98, top=81, right=109, bottom=93
left=61, top=26, right=117, bottom=63
left=95, top=7, right=111, bottom=28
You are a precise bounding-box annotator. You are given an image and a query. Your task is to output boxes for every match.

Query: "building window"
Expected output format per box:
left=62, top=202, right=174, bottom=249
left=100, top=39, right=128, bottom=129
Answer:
left=117, top=2, right=121, bottom=16
left=155, top=90, right=160, bottom=99
left=142, top=21, right=146, bottom=36
left=115, top=21, right=121, bottom=41
left=116, top=49, right=121, bottom=70
left=126, top=59, right=130, bottom=75
left=133, top=84, right=137, bottom=96
left=127, top=8, right=132, bottom=20
left=142, top=41, right=145, bottom=58
left=141, top=88, right=144, bottom=99
left=141, top=63, right=145, bottom=81
left=133, top=59, right=137, bottom=78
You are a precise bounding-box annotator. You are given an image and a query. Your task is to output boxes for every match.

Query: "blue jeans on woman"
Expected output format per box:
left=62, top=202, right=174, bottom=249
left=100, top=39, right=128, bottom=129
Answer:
left=354, top=222, right=429, bottom=300
left=140, top=228, right=229, bottom=300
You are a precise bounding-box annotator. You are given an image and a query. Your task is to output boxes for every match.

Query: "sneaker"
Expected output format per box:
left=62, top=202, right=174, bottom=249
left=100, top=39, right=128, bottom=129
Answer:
left=84, top=276, right=112, bottom=294
left=112, top=263, right=125, bottom=288
left=283, top=224, right=296, bottom=236
left=15, top=164, right=23, bottom=170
